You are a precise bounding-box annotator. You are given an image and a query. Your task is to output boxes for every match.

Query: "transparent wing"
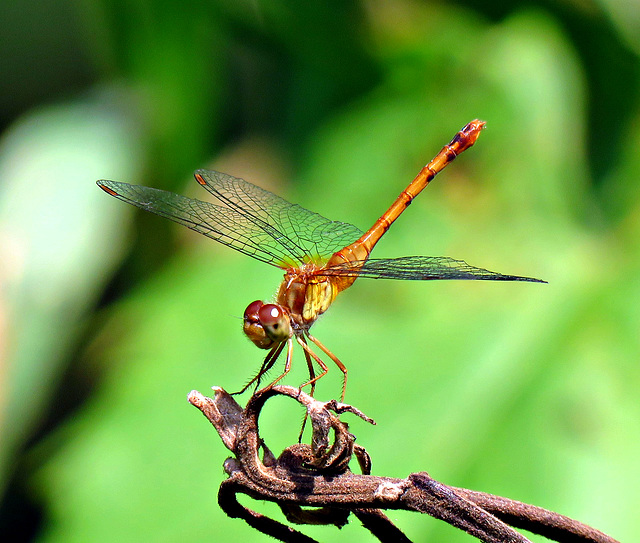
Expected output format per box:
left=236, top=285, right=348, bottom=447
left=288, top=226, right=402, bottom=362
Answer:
left=97, top=172, right=363, bottom=269
left=319, top=255, right=546, bottom=282
left=194, top=169, right=363, bottom=265
left=97, top=180, right=295, bottom=267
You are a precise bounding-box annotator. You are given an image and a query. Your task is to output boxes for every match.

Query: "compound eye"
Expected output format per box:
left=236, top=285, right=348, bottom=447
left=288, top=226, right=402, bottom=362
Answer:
left=258, top=304, right=291, bottom=342
left=243, top=300, right=273, bottom=349
left=258, top=304, right=284, bottom=325
left=244, top=300, right=263, bottom=321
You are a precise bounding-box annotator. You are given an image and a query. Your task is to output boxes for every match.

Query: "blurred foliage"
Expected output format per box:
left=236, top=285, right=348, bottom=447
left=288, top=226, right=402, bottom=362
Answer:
left=0, top=0, right=639, bottom=542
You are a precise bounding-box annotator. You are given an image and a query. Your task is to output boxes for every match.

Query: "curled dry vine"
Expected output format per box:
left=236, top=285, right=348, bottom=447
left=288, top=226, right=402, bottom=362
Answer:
left=188, top=386, right=618, bottom=543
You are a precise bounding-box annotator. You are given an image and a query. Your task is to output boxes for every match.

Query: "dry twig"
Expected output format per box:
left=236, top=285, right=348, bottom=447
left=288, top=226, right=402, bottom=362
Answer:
left=188, top=386, right=618, bottom=543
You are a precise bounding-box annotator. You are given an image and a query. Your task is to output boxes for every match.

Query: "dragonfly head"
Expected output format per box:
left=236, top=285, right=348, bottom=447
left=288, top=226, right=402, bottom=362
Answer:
left=243, top=300, right=292, bottom=349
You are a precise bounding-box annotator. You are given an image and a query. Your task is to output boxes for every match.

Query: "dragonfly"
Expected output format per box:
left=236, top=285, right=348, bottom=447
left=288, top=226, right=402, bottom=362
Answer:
left=97, top=120, right=544, bottom=401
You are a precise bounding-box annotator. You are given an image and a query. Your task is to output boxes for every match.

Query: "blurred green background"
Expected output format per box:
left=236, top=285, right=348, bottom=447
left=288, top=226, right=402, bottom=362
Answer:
left=1, top=0, right=638, bottom=541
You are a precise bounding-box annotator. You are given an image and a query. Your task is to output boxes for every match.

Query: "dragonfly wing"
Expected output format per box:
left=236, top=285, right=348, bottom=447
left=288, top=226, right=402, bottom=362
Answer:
left=97, top=180, right=306, bottom=268
left=321, top=255, right=546, bottom=282
left=195, top=169, right=364, bottom=265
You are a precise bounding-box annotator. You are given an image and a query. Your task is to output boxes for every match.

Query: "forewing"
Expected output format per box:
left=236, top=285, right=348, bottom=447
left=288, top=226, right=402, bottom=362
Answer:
left=195, top=169, right=364, bottom=265
left=97, top=180, right=303, bottom=268
left=320, top=255, right=546, bottom=282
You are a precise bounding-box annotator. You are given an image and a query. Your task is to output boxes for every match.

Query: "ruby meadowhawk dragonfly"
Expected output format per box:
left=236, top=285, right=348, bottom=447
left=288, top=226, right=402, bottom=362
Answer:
left=97, top=120, right=544, bottom=400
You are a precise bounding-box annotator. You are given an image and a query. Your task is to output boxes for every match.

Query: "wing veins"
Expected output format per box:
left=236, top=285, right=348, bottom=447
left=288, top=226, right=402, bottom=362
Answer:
left=196, top=171, right=313, bottom=263
left=318, top=256, right=546, bottom=282
left=98, top=180, right=292, bottom=267
left=195, top=170, right=364, bottom=262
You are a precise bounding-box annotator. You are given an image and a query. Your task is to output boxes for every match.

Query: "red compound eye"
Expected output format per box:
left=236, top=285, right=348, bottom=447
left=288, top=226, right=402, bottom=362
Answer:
left=258, top=304, right=283, bottom=326
left=244, top=300, right=264, bottom=321
left=257, top=304, right=291, bottom=342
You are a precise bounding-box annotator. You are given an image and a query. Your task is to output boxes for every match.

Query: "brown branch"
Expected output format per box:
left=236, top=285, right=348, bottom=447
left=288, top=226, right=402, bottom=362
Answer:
left=188, top=386, right=618, bottom=543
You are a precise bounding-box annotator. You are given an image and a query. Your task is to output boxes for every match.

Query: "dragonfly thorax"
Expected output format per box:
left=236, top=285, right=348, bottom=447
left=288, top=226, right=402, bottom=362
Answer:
left=276, top=267, right=338, bottom=328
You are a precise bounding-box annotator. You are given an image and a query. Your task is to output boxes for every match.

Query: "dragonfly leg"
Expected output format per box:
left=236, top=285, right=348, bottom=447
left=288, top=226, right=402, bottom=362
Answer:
left=261, top=338, right=295, bottom=391
left=306, top=333, right=348, bottom=402
left=233, top=340, right=286, bottom=395
left=301, top=338, right=317, bottom=399
left=295, top=336, right=329, bottom=393
left=297, top=343, right=317, bottom=443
